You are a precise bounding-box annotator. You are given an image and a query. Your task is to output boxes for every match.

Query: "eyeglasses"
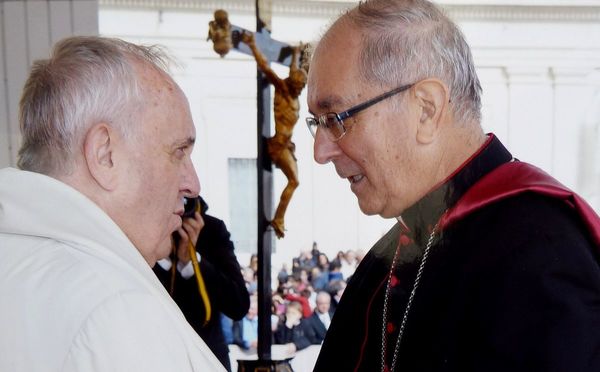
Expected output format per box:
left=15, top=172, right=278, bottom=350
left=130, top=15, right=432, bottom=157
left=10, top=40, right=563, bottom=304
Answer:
left=306, top=83, right=414, bottom=142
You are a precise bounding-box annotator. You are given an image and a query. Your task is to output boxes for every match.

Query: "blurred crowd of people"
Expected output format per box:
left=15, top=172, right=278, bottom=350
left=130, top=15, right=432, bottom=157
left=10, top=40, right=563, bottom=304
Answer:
left=223, top=243, right=364, bottom=353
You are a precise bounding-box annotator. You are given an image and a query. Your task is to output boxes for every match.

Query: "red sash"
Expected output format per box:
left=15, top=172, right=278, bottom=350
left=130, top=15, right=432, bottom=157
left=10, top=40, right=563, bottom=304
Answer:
left=440, top=161, right=600, bottom=251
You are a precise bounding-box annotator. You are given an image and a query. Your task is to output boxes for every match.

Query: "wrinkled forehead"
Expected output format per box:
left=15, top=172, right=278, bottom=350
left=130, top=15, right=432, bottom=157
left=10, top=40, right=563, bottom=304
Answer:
left=131, top=58, right=181, bottom=100
left=307, top=22, right=365, bottom=112
left=316, top=293, right=331, bottom=303
left=135, top=63, right=194, bottom=137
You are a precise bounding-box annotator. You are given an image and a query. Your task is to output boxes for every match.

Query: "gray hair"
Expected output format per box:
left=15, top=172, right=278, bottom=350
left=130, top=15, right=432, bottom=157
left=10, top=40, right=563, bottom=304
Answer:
left=345, top=0, right=482, bottom=125
left=18, top=36, right=172, bottom=175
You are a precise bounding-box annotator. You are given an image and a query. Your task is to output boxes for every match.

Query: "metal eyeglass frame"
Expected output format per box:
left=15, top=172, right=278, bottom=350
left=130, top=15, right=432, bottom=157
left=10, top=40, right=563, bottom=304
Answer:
left=306, top=83, right=414, bottom=142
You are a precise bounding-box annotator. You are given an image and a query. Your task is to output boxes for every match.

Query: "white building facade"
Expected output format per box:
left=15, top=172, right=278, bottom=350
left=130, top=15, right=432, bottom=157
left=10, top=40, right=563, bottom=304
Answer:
left=2, top=0, right=600, bottom=267
left=98, top=0, right=600, bottom=266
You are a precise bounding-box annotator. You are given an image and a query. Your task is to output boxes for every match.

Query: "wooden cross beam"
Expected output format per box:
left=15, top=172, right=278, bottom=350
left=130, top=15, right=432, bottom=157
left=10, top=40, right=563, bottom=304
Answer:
left=208, top=15, right=297, bottom=66
left=207, top=4, right=306, bottom=367
left=232, top=27, right=296, bottom=67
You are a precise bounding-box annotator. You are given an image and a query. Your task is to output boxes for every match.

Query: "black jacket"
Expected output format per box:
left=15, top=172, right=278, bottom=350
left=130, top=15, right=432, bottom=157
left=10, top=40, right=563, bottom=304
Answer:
left=314, top=136, right=600, bottom=372
left=303, top=311, right=333, bottom=344
left=154, top=197, right=249, bottom=372
left=273, top=318, right=312, bottom=351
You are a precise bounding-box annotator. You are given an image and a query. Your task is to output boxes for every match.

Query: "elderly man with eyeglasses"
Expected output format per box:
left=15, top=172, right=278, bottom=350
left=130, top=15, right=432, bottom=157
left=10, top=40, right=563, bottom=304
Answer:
left=305, top=1, right=600, bottom=372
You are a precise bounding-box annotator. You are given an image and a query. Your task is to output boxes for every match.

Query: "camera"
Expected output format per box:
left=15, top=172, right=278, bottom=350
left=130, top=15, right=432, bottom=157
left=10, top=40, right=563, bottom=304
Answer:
left=173, top=196, right=201, bottom=245
left=183, top=196, right=200, bottom=218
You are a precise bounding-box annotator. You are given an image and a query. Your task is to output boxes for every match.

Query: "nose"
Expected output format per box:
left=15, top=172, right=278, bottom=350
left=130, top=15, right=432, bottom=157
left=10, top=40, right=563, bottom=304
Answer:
left=313, top=127, right=341, bottom=164
left=181, top=158, right=201, bottom=197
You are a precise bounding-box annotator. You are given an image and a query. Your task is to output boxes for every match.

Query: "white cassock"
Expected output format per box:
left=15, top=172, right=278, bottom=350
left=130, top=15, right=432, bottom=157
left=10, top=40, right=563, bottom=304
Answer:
left=0, top=168, right=225, bottom=372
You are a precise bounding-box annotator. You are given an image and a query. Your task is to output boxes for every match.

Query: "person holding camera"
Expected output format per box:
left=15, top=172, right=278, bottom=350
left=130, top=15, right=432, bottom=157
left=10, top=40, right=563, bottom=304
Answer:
left=154, top=196, right=249, bottom=372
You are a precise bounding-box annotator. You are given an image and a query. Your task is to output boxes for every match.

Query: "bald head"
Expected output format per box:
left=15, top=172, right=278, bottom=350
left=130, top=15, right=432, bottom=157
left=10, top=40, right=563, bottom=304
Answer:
left=17, top=36, right=201, bottom=266
left=316, top=291, right=331, bottom=314
left=316, top=0, right=483, bottom=127
left=18, top=36, right=173, bottom=177
left=307, top=0, right=487, bottom=218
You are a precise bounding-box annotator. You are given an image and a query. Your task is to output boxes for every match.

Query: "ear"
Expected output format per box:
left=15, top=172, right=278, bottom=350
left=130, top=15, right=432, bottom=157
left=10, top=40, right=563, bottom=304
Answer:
left=412, top=79, right=449, bottom=144
left=83, top=123, right=118, bottom=191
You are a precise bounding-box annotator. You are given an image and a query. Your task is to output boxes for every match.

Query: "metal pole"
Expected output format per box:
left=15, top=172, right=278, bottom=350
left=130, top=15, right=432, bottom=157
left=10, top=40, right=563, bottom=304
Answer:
left=255, top=0, right=273, bottom=362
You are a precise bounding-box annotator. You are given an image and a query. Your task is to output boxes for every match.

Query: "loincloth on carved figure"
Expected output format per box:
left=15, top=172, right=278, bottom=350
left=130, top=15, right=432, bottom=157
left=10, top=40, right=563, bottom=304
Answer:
left=267, top=136, right=297, bottom=164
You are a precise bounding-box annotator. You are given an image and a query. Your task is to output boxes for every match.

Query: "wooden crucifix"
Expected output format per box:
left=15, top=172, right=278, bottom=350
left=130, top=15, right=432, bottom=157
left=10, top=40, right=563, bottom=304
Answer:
left=207, top=3, right=309, bottom=369
left=208, top=10, right=308, bottom=240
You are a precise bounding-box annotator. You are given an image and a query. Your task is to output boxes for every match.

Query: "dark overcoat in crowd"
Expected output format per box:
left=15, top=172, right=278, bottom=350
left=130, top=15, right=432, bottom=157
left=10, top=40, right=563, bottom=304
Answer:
left=154, top=197, right=249, bottom=372
left=304, top=310, right=334, bottom=344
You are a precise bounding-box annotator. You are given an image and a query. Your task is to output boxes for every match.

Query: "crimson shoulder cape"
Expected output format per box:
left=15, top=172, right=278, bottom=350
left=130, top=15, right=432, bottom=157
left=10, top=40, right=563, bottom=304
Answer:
left=441, top=161, right=600, bottom=256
